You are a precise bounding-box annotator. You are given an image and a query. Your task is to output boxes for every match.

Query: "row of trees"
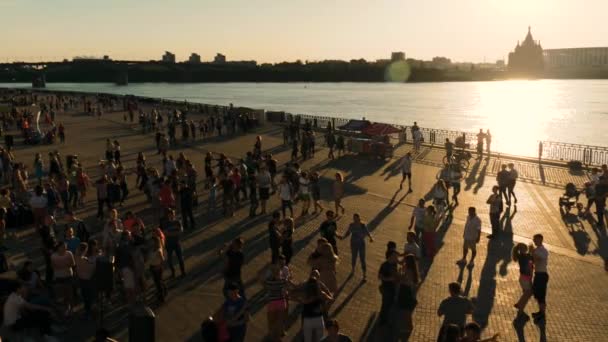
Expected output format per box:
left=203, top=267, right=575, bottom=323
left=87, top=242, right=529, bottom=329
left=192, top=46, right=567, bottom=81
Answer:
left=0, top=60, right=501, bottom=83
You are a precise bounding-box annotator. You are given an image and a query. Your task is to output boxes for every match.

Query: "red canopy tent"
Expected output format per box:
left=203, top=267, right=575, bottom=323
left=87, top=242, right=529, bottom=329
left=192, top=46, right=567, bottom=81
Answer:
left=362, top=123, right=401, bottom=136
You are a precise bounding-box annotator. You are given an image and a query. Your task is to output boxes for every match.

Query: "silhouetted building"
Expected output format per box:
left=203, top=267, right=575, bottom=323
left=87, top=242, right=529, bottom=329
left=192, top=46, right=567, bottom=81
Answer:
left=431, top=56, right=451, bottom=69
left=162, top=51, right=176, bottom=63
left=508, top=26, right=544, bottom=73
left=214, top=53, right=226, bottom=64
left=188, top=53, right=201, bottom=64
left=543, top=47, right=608, bottom=68
left=391, top=52, right=406, bottom=62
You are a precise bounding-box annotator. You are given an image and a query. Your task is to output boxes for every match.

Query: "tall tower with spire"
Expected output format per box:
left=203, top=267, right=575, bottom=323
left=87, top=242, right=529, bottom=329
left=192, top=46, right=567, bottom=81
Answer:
left=508, top=26, right=544, bottom=74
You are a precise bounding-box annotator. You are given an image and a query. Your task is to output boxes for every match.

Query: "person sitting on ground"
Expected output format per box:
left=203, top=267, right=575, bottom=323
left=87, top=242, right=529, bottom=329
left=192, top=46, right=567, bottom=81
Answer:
left=3, top=281, right=61, bottom=342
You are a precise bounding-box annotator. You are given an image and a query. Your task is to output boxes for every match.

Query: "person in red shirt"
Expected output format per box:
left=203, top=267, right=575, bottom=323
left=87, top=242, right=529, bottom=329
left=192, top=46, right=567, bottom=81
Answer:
left=123, top=211, right=145, bottom=238
left=230, top=168, right=242, bottom=203
left=158, top=179, right=175, bottom=214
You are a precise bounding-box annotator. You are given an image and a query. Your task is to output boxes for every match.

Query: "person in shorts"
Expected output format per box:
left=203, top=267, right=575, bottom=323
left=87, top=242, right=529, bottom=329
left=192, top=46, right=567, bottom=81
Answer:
left=399, top=152, right=413, bottom=192
left=458, top=207, right=481, bottom=267
left=531, top=233, right=549, bottom=323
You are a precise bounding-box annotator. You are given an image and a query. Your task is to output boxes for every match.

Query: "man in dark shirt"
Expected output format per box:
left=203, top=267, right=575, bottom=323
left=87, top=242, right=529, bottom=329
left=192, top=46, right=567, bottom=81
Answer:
left=594, top=175, right=608, bottom=228
left=163, top=209, right=186, bottom=278
left=221, top=174, right=235, bottom=216
left=437, top=282, right=474, bottom=341
left=268, top=212, right=282, bottom=263
left=319, top=210, right=338, bottom=254
left=64, top=211, right=89, bottom=243
left=221, top=237, right=245, bottom=299
left=445, top=138, right=454, bottom=159
left=496, top=164, right=511, bottom=205
left=378, top=250, right=399, bottom=326
left=179, top=182, right=195, bottom=230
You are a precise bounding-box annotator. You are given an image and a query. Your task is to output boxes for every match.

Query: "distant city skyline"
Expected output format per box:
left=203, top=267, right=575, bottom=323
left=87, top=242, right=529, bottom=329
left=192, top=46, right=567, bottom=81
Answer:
left=2, top=0, right=606, bottom=63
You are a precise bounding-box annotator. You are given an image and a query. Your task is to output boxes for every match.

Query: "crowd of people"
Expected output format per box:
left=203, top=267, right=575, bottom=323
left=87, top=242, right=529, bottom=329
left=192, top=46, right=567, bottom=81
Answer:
left=0, top=89, right=605, bottom=342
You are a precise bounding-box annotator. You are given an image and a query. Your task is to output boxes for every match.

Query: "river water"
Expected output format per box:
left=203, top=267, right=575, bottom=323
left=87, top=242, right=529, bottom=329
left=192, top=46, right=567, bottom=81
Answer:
left=2, top=80, right=607, bottom=157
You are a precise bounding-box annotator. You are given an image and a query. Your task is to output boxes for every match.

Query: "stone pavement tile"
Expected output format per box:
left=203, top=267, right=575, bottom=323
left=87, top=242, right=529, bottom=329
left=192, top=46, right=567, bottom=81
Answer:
left=5, top=103, right=607, bottom=342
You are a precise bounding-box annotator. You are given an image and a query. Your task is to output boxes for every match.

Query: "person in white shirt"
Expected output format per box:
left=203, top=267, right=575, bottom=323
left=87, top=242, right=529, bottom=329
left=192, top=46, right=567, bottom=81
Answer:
left=458, top=207, right=481, bottom=266
left=399, top=152, right=413, bottom=192
left=277, top=175, right=293, bottom=218
left=403, top=231, right=421, bottom=259
left=531, top=233, right=549, bottom=323
left=3, top=282, right=57, bottom=341
left=408, top=199, right=426, bottom=240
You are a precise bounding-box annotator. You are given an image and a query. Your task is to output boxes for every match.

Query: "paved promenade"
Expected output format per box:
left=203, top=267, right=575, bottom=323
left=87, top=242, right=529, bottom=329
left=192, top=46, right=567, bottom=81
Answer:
left=4, top=101, right=607, bottom=342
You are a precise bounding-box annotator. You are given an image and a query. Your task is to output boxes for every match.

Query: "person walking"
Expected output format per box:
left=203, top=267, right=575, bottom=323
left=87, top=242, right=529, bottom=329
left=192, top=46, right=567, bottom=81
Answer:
left=218, top=283, right=250, bottom=342
left=299, top=171, right=312, bottom=216
left=413, top=127, right=422, bottom=153
left=408, top=199, right=426, bottom=242
left=263, top=263, right=290, bottom=341
left=378, top=250, right=399, bottom=327
left=220, top=238, right=246, bottom=299
left=310, top=171, right=324, bottom=214
left=531, top=233, right=549, bottom=324
left=485, top=129, right=492, bottom=157
left=319, top=210, right=339, bottom=255
left=179, top=181, right=195, bottom=231
left=333, top=172, right=345, bottom=215
left=476, top=129, right=485, bottom=159
left=148, top=236, right=167, bottom=303
left=399, top=152, right=413, bottom=192
left=457, top=207, right=481, bottom=267
left=268, top=212, right=282, bottom=264
left=257, top=164, right=272, bottom=214
left=512, top=242, right=534, bottom=320
left=496, top=164, right=511, bottom=205
left=445, top=138, right=454, bottom=159
left=422, top=205, right=440, bottom=258
left=163, top=209, right=186, bottom=278
left=281, top=217, right=295, bottom=265
left=277, top=175, right=294, bottom=218
left=507, top=163, right=519, bottom=205
left=396, top=254, right=419, bottom=339
left=340, top=213, right=373, bottom=279
left=299, top=276, right=333, bottom=342
left=486, top=186, right=503, bottom=239
left=307, top=240, right=339, bottom=295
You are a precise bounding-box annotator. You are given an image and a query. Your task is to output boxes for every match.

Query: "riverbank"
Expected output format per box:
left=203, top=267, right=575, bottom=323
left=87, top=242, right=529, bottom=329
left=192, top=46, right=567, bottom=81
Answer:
left=2, top=86, right=607, bottom=168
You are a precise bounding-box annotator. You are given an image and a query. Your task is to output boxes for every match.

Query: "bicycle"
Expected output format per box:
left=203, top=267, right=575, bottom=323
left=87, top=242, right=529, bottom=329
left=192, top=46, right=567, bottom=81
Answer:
left=442, top=150, right=471, bottom=173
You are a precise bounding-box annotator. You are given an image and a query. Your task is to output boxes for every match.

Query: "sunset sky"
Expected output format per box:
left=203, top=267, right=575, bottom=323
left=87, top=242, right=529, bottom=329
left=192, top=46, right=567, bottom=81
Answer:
left=2, top=0, right=605, bottom=63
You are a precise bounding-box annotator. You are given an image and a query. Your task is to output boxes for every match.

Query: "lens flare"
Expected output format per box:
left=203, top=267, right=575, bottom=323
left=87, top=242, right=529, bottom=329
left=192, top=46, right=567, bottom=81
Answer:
left=385, top=61, right=411, bottom=82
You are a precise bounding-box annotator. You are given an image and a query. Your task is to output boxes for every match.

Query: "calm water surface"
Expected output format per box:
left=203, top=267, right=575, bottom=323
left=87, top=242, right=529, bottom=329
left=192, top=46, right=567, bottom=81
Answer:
left=2, top=80, right=607, bottom=156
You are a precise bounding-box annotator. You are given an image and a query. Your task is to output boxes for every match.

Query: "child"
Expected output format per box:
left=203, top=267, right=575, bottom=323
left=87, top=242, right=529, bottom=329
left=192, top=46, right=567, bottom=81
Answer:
left=512, top=242, right=534, bottom=320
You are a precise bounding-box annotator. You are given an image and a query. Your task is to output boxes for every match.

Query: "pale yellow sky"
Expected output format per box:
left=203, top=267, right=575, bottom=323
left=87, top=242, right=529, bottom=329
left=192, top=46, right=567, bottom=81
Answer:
left=1, top=0, right=605, bottom=63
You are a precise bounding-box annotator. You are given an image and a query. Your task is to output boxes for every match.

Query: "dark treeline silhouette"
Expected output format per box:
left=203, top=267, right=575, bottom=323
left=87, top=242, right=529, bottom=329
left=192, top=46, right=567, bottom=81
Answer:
left=0, top=59, right=503, bottom=83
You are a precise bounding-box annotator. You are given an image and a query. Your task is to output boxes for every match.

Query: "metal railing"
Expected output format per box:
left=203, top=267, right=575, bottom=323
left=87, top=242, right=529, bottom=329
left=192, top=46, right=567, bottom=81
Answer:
left=540, top=141, right=608, bottom=166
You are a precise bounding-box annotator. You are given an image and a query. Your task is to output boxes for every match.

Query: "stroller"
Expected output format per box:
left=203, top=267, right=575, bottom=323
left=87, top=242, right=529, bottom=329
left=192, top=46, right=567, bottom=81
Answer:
left=559, top=183, right=580, bottom=214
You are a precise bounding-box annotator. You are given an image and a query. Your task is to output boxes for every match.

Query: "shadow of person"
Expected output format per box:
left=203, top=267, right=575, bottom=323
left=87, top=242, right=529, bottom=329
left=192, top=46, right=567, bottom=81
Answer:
left=464, top=159, right=482, bottom=191
left=472, top=158, right=489, bottom=194
left=472, top=234, right=513, bottom=328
